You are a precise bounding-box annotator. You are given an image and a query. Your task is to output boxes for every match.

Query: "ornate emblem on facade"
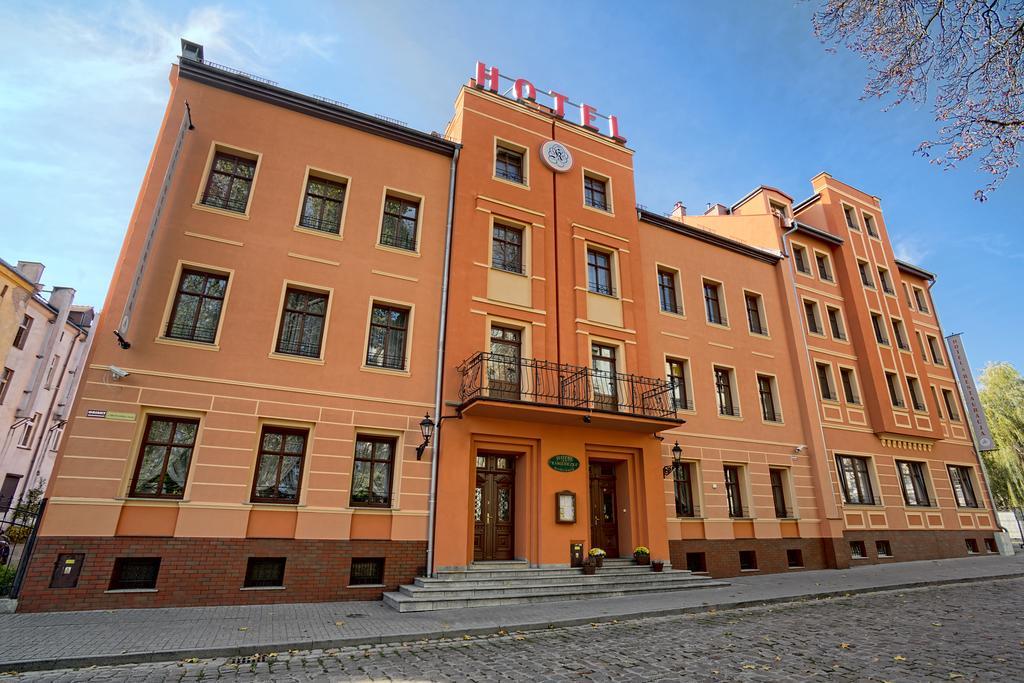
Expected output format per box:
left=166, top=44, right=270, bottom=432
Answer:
left=540, top=140, right=573, bottom=172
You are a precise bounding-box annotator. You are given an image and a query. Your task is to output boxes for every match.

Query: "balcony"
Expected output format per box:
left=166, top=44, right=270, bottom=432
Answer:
left=457, top=352, right=681, bottom=429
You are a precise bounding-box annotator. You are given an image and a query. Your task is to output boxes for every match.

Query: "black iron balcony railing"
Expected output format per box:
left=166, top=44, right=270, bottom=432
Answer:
left=457, top=352, right=677, bottom=419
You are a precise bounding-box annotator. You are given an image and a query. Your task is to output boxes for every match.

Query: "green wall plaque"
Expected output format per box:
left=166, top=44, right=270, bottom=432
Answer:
left=548, top=454, right=580, bottom=472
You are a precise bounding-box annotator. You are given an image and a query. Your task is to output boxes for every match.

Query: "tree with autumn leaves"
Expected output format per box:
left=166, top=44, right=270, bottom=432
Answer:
left=814, top=0, right=1024, bottom=200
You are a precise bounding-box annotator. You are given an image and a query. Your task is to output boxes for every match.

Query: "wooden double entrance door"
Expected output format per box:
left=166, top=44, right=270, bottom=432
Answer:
left=589, top=462, right=620, bottom=558
left=474, top=453, right=515, bottom=561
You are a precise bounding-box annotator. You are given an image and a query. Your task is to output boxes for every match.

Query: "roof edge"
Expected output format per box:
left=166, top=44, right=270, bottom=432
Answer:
left=638, top=209, right=781, bottom=264
left=794, top=221, right=843, bottom=246
left=895, top=258, right=936, bottom=281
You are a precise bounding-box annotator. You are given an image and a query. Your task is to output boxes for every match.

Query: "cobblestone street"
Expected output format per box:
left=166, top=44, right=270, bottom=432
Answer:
left=7, top=577, right=1022, bottom=682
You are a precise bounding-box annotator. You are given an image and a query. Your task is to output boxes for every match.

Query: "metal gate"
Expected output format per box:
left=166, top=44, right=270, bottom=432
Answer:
left=0, top=498, right=46, bottom=598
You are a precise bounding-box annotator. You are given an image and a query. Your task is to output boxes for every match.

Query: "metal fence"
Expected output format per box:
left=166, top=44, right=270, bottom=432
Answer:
left=458, top=352, right=676, bottom=419
left=0, top=498, right=46, bottom=598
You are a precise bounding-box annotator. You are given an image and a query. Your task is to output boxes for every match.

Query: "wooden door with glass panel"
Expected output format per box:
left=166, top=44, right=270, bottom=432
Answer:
left=589, top=462, right=620, bottom=557
left=488, top=326, right=522, bottom=400
left=474, top=453, right=515, bottom=561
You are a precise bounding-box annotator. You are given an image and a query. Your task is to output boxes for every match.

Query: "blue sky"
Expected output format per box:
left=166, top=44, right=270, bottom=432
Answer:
left=2, top=1, right=1020, bottom=376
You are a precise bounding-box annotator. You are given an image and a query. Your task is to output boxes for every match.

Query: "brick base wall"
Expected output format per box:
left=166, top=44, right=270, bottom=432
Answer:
left=670, top=529, right=999, bottom=579
left=17, top=537, right=427, bottom=613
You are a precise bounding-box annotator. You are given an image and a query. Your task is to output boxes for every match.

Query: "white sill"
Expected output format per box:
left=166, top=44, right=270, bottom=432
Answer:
left=346, top=584, right=385, bottom=589
left=787, top=566, right=805, bottom=570
left=740, top=569, right=760, bottom=573
left=105, top=588, right=158, bottom=594
left=240, top=585, right=286, bottom=591
left=851, top=556, right=868, bottom=561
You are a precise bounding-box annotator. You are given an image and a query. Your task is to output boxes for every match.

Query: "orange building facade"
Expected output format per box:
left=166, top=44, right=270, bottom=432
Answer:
left=17, top=45, right=998, bottom=612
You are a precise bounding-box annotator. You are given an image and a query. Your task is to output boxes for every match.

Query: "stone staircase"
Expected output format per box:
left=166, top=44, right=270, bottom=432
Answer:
left=383, top=558, right=729, bottom=612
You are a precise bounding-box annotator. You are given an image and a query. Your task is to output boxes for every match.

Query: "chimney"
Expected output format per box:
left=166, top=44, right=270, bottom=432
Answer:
left=16, top=261, right=44, bottom=286
left=181, top=39, right=204, bottom=62
left=670, top=202, right=686, bottom=221
left=704, top=203, right=730, bottom=216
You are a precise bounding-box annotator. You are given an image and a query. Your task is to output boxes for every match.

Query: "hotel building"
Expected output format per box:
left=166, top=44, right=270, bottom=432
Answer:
left=16, top=43, right=997, bottom=612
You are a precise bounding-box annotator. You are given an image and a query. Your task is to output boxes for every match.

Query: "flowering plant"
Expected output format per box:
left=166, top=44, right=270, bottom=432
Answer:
left=633, top=546, right=650, bottom=556
left=588, top=547, right=606, bottom=557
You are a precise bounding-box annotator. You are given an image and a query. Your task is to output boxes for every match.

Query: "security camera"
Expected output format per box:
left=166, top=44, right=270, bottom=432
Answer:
left=794, top=445, right=806, bottom=454
left=109, top=366, right=130, bottom=381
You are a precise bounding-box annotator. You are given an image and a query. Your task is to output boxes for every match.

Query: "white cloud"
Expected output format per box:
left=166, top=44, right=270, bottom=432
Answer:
left=891, top=236, right=930, bottom=264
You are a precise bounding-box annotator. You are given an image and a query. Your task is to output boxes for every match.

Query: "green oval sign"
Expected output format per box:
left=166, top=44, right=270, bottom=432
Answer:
left=548, top=455, right=580, bottom=472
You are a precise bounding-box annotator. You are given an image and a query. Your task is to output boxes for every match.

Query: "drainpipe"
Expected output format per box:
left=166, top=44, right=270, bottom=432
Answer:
left=425, top=145, right=460, bottom=578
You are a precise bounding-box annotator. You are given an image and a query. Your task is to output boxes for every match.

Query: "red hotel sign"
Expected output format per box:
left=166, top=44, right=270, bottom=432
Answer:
left=475, top=62, right=624, bottom=142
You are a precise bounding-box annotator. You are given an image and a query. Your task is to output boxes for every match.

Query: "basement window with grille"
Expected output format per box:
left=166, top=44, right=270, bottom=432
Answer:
left=875, top=540, right=892, bottom=558
left=243, top=557, right=286, bottom=588
left=849, top=541, right=867, bottom=559
left=349, top=558, right=385, bottom=586
left=786, top=549, right=804, bottom=568
left=738, top=550, right=758, bottom=571
left=109, top=557, right=160, bottom=591
left=685, top=552, right=707, bottom=573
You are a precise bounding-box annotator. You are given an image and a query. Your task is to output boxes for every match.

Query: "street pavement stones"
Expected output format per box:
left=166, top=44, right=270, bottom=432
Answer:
left=0, top=553, right=1022, bottom=675
left=4, top=577, right=1023, bottom=681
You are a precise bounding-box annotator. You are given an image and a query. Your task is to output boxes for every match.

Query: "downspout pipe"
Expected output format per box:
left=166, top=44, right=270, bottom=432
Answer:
left=426, top=144, right=459, bottom=578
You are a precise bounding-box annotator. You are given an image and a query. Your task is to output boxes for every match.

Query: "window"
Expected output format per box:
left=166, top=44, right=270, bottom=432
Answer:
left=804, top=300, right=823, bottom=335
left=917, top=331, right=929, bottom=362
left=0, top=368, right=13, bottom=405
left=739, top=550, right=757, bottom=570
left=129, top=416, right=199, bottom=499
left=714, top=367, right=738, bottom=416
left=907, top=377, right=926, bottom=411
left=587, top=249, right=614, bottom=296
left=673, top=461, right=695, bottom=517
left=815, top=252, right=833, bottom=281
left=591, top=343, right=619, bottom=410
left=13, top=315, right=32, bottom=349
left=18, top=413, right=40, bottom=448
left=658, top=269, right=681, bottom=314
left=276, top=288, right=327, bottom=358
left=927, top=336, right=945, bottom=365
left=299, top=176, right=346, bottom=234
left=770, top=201, right=789, bottom=219
left=984, top=537, right=998, bottom=553
left=793, top=245, right=811, bottom=274
left=166, top=269, right=228, bottom=343
left=931, top=386, right=944, bottom=419
left=686, top=552, right=707, bottom=572
left=786, top=549, right=804, bottom=568
left=850, top=540, right=867, bottom=559
left=836, top=454, right=876, bottom=505
left=758, top=375, right=780, bottom=422
left=892, top=319, right=909, bottom=350
left=492, top=223, right=524, bottom=274
left=840, top=367, right=860, bottom=404
left=871, top=313, right=889, bottom=345
left=724, top=465, right=744, bottom=517
left=44, top=353, right=61, bottom=388
left=886, top=372, right=905, bottom=408
left=816, top=362, right=836, bottom=401
left=876, top=540, right=892, bottom=557
left=495, top=144, right=525, bottom=184
left=351, top=436, right=396, bottom=507
left=251, top=427, right=308, bottom=504
left=380, top=194, right=420, bottom=251
left=858, top=260, right=875, bottom=288
left=878, top=267, right=894, bottom=295
left=770, top=468, right=789, bottom=517
left=583, top=174, right=609, bottom=211
left=913, top=286, right=930, bottom=313
left=350, top=558, right=385, bottom=586
left=842, top=205, right=859, bottom=230
left=942, top=389, right=961, bottom=421
left=704, top=281, right=726, bottom=325
left=897, top=460, right=931, bottom=506
left=244, top=558, right=286, bottom=588
left=903, top=283, right=914, bottom=308
left=366, top=304, right=410, bottom=370
left=488, top=325, right=522, bottom=399
left=109, top=558, right=160, bottom=590
left=667, top=358, right=692, bottom=411
left=201, top=152, right=256, bottom=213
left=864, top=213, right=879, bottom=237
left=745, top=293, right=766, bottom=335
left=965, top=538, right=980, bottom=554
left=827, top=306, right=846, bottom=340
left=948, top=465, right=978, bottom=508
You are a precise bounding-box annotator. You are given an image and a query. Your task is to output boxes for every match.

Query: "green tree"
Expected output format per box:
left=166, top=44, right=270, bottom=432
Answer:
left=978, top=362, right=1024, bottom=509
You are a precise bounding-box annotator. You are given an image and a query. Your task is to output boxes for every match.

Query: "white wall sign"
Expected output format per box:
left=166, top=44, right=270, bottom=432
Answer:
left=540, top=141, right=573, bottom=173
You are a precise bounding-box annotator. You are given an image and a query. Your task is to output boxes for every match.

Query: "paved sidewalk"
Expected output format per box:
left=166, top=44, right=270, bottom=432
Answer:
left=1, top=553, right=1020, bottom=672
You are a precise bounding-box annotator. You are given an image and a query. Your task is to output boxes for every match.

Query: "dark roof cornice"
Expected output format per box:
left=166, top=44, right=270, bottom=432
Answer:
left=793, top=221, right=843, bottom=246
left=895, top=258, right=936, bottom=281
left=638, top=209, right=781, bottom=264
left=793, top=193, right=821, bottom=213
left=178, top=58, right=459, bottom=157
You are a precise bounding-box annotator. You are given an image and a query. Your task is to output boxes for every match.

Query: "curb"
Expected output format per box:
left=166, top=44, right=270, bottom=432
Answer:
left=3, top=571, right=1023, bottom=673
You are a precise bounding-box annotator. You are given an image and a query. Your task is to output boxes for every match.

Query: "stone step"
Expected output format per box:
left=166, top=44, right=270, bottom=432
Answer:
left=416, top=568, right=687, bottom=588
left=401, top=573, right=711, bottom=599
left=435, top=564, right=664, bottom=581
left=383, top=578, right=729, bottom=612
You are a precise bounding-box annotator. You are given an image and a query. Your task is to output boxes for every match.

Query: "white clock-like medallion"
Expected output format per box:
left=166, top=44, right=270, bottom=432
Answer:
left=540, top=140, right=573, bottom=173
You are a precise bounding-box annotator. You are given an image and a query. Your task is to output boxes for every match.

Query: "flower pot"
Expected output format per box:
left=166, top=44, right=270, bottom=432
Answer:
left=634, top=553, right=650, bottom=565
left=595, top=556, right=604, bottom=568
left=651, top=560, right=664, bottom=572
left=582, top=563, right=597, bottom=575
